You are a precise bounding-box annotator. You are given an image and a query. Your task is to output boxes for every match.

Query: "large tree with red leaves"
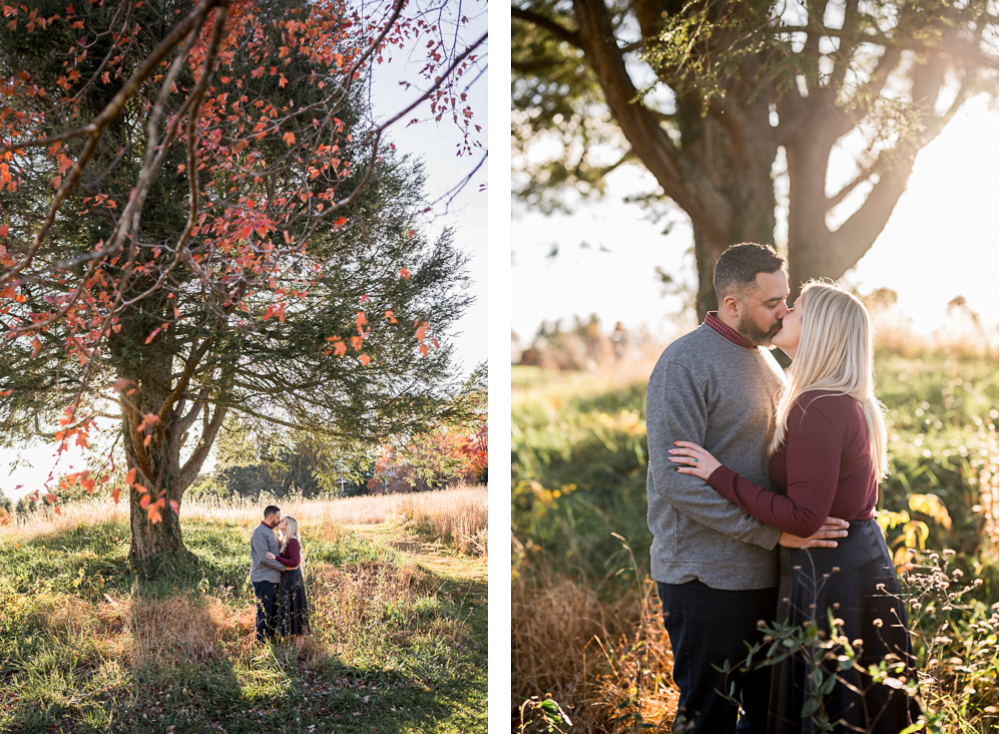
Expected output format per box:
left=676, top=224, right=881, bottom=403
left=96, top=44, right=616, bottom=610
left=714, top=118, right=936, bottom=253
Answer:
left=0, top=0, right=485, bottom=567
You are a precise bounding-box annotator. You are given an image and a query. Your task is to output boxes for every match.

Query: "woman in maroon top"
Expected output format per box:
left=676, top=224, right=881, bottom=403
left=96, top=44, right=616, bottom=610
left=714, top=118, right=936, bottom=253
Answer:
left=265, top=515, right=310, bottom=649
left=669, top=282, right=919, bottom=733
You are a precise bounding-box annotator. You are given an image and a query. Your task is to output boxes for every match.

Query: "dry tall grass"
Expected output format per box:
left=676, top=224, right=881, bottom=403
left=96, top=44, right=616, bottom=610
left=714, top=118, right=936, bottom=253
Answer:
left=1, top=484, right=488, bottom=554
left=393, top=489, right=489, bottom=556
left=512, top=570, right=678, bottom=733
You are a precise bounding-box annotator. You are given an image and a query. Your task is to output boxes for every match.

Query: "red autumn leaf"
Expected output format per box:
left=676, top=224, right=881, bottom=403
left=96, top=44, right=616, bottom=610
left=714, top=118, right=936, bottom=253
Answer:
left=169, top=500, right=179, bottom=515
left=82, top=477, right=95, bottom=493
left=54, top=505, right=62, bottom=516
left=333, top=341, right=347, bottom=356
left=139, top=494, right=151, bottom=509
left=76, top=432, right=88, bottom=448
left=0, top=224, right=8, bottom=237
left=333, top=217, right=347, bottom=229
left=385, top=310, right=397, bottom=323
left=111, top=487, right=121, bottom=504
left=350, top=335, right=363, bottom=350
left=144, top=327, right=161, bottom=344
left=358, top=354, right=371, bottom=366
left=147, top=504, right=162, bottom=524
left=125, top=467, right=137, bottom=485
left=400, top=267, right=410, bottom=279
left=419, top=343, right=429, bottom=357
left=282, top=131, right=296, bottom=146
left=30, top=338, right=41, bottom=357
left=45, top=493, right=56, bottom=503
left=136, top=412, right=159, bottom=432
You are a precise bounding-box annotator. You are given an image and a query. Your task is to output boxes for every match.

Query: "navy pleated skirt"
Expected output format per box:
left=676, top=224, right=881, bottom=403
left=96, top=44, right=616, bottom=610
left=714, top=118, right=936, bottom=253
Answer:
left=277, top=567, right=310, bottom=637
left=769, top=519, right=922, bottom=733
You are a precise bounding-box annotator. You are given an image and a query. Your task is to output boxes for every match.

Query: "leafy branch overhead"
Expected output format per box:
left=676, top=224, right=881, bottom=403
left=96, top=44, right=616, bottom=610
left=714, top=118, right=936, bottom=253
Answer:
left=0, top=0, right=486, bottom=564
left=512, top=0, right=997, bottom=311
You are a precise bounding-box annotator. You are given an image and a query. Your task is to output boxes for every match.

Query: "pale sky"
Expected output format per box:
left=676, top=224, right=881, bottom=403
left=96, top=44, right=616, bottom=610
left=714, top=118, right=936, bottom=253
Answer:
left=1, top=6, right=488, bottom=499
left=511, top=100, right=999, bottom=342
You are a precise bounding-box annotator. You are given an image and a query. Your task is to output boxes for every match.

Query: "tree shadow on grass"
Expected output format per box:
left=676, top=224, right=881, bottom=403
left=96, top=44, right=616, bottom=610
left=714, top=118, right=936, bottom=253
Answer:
left=0, top=522, right=487, bottom=733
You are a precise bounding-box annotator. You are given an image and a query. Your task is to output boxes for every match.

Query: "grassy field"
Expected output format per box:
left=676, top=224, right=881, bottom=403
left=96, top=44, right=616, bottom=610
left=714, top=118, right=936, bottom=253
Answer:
left=512, top=344, right=999, bottom=732
left=0, top=486, right=487, bottom=733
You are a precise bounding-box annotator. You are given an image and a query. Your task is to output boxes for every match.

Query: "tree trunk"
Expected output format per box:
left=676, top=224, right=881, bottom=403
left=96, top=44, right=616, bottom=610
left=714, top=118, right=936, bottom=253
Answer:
left=120, top=365, right=194, bottom=567
left=112, top=308, right=227, bottom=571
left=127, top=484, right=188, bottom=562
left=678, top=86, right=778, bottom=315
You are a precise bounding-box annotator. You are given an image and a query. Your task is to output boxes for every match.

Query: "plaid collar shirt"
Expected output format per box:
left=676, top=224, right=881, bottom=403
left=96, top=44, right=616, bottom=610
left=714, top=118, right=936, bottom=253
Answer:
left=703, top=311, right=758, bottom=350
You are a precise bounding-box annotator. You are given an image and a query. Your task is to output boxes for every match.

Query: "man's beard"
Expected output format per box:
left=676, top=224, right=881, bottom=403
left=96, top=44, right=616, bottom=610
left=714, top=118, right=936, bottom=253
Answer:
left=738, top=312, right=782, bottom=346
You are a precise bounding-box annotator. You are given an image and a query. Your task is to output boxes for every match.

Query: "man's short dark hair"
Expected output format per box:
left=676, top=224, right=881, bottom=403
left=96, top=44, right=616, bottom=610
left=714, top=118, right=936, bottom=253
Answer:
left=263, top=505, right=280, bottom=519
left=713, top=243, right=785, bottom=302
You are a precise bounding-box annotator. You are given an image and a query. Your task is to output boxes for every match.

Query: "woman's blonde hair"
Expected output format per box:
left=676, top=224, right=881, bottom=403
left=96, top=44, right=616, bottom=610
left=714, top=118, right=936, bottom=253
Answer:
left=279, top=516, right=300, bottom=554
left=769, top=281, right=888, bottom=478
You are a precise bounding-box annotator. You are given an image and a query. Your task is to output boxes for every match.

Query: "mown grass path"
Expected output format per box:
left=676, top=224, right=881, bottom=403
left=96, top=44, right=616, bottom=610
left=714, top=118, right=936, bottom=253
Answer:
left=0, top=514, right=487, bottom=734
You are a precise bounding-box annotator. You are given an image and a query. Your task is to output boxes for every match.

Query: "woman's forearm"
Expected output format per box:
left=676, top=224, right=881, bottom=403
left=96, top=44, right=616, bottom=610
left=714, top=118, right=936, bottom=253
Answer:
left=708, top=466, right=829, bottom=537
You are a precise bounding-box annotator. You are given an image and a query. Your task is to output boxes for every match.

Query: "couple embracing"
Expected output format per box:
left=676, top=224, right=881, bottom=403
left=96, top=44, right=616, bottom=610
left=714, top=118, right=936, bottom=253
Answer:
left=249, top=505, right=311, bottom=648
left=648, top=244, right=921, bottom=732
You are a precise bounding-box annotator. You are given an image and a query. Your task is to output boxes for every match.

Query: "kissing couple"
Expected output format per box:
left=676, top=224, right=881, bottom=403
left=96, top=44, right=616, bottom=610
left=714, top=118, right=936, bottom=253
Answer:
left=648, top=243, right=921, bottom=733
left=249, top=505, right=311, bottom=649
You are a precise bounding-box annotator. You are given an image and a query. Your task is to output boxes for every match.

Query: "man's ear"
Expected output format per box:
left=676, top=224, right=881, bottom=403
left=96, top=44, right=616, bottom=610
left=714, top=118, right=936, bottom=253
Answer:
left=721, top=293, right=742, bottom=318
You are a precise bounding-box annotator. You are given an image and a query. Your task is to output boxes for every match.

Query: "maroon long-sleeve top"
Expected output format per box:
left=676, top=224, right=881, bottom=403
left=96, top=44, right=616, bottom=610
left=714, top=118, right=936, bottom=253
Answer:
left=275, top=538, right=300, bottom=569
left=707, top=390, right=878, bottom=537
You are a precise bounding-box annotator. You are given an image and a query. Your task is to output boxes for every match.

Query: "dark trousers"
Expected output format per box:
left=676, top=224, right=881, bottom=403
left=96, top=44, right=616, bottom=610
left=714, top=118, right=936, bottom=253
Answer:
left=658, top=580, right=777, bottom=734
left=252, top=580, right=278, bottom=643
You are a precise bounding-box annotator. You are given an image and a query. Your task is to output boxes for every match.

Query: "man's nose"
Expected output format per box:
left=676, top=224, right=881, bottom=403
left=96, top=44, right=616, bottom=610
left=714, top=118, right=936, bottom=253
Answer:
left=776, top=302, right=789, bottom=319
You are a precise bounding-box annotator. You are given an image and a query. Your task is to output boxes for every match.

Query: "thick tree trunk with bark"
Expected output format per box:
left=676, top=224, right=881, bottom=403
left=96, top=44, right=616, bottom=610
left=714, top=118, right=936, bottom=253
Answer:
left=675, top=78, right=778, bottom=312
left=112, top=308, right=228, bottom=569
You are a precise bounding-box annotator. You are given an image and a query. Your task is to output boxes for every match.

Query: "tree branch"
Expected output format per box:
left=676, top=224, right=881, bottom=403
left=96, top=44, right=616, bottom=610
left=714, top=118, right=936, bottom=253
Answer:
left=512, top=6, right=583, bottom=49
left=571, top=0, right=732, bottom=243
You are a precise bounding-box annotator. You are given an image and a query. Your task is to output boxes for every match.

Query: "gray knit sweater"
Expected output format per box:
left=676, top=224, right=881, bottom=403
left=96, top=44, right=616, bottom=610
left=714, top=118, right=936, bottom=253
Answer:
left=646, top=323, right=786, bottom=590
left=250, top=522, right=286, bottom=584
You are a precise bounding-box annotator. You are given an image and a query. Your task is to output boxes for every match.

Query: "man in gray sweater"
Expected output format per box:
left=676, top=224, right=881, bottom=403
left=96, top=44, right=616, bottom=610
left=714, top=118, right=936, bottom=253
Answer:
left=250, top=505, right=287, bottom=643
left=646, top=243, right=847, bottom=733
